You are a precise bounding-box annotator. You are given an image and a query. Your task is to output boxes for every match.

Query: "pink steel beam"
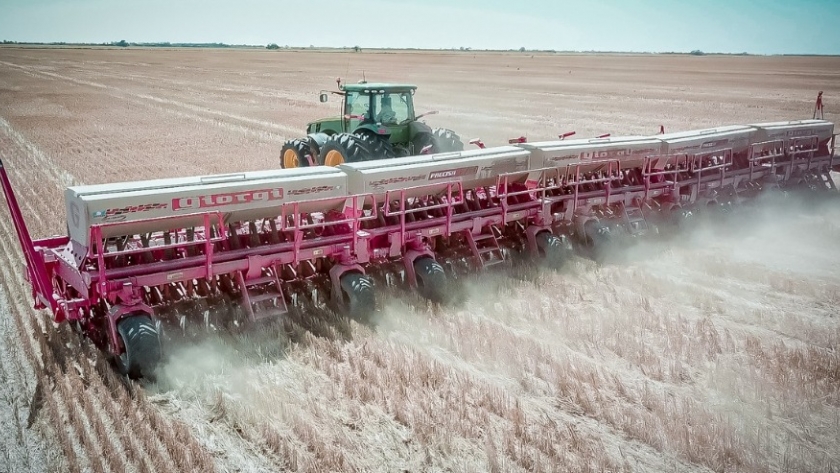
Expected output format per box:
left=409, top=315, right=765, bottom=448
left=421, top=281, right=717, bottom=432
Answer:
left=0, top=158, right=56, bottom=314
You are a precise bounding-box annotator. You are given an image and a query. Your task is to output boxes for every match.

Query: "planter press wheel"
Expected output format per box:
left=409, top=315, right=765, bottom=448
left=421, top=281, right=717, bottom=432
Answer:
left=535, top=231, right=573, bottom=270
left=583, top=220, right=612, bottom=248
left=672, top=206, right=695, bottom=230
left=339, top=272, right=376, bottom=321
left=582, top=220, right=613, bottom=262
left=413, top=257, right=449, bottom=303
left=115, top=313, right=162, bottom=380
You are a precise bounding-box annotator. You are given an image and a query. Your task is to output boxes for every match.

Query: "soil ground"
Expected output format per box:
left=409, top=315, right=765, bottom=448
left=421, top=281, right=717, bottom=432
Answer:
left=0, top=47, right=838, bottom=472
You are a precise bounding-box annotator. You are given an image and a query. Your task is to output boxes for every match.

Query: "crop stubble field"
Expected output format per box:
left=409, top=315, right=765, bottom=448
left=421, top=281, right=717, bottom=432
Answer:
left=0, top=47, right=839, bottom=472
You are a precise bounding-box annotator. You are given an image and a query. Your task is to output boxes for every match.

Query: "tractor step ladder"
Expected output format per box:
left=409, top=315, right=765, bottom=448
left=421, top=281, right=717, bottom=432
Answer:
left=621, top=203, right=649, bottom=235
left=236, top=269, right=289, bottom=322
left=465, top=226, right=506, bottom=268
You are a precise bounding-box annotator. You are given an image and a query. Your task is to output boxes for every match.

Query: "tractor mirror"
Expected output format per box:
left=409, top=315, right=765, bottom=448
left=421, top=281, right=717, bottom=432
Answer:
left=319, top=93, right=328, bottom=103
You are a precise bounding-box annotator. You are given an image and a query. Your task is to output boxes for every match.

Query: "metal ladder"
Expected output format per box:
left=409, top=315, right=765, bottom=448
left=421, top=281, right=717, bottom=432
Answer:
left=236, top=268, right=289, bottom=322
left=465, top=226, right=506, bottom=268
left=621, top=203, right=649, bottom=235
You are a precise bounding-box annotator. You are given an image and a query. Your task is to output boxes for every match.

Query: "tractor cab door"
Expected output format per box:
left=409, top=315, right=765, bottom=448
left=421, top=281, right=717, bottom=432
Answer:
left=372, top=92, right=414, bottom=143
left=344, top=91, right=372, bottom=132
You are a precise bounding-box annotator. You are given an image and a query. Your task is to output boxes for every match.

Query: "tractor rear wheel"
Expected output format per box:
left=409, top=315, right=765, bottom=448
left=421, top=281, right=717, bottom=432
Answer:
left=536, top=231, right=573, bottom=270
left=339, top=272, right=376, bottom=321
left=115, top=314, right=162, bottom=380
left=413, top=257, right=449, bottom=303
left=432, top=128, right=464, bottom=152
left=318, top=133, right=370, bottom=166
left=356, top=132, right=396, bottom=161
left=280, top=139, right=311, bottom=168
left=411, top=132, right=436, bottom=155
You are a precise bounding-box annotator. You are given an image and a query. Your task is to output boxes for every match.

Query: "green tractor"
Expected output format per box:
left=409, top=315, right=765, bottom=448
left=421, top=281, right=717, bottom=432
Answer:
left=280, top=79, right=464, bottom=168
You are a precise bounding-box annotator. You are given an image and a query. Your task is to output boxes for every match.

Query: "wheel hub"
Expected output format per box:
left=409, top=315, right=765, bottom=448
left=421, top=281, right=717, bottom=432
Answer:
left=325, top=150, right=345, bottom=166
left=283, top=149, right=300, bottom=168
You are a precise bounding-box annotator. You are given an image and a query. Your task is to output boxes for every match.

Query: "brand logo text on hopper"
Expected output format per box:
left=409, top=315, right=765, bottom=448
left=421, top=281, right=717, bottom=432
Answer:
left=173, top=188, right=284, bottom=211
left=428, top=166, right=478, bottom=180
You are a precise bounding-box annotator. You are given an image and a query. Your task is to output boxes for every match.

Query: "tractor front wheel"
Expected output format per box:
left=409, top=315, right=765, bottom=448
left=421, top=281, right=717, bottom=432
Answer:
left=280, top=139, right=311, bottom=168
left=318, top=133, right=370, bottom=166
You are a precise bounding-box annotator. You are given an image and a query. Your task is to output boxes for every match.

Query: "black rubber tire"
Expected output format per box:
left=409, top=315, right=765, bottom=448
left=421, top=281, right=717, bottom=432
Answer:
left=536, top=231, right=573, bottom=270
left=413, top=257, right=449, bottom=303
left=411, top=132, right=436, bottom=155
left=583, top=220, right=612, bottom=248
left=318, top=133, right=371, bottom=166
left=115, top=314, right=162, bottom=380
left=339, top=272, right=376, bottom=320
left=355, top=131, right=396, bottom=161
left=280, top=139, right=311, bottom=168
left=431, top=128, right=464, bottom=152
left=671, top=207, right=695, bottom=230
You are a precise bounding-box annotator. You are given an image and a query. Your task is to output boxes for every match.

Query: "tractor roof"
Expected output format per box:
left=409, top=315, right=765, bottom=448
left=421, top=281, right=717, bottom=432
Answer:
left=341, top=83, right=417, bottom=93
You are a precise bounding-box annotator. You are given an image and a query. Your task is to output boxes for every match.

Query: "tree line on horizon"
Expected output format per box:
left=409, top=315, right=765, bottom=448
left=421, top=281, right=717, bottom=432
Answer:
left=1, top=40, right=834, bottom=56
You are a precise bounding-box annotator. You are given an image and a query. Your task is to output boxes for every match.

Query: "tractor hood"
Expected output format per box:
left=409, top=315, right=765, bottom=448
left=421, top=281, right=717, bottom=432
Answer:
left=308, top=116, right=343, bottom=126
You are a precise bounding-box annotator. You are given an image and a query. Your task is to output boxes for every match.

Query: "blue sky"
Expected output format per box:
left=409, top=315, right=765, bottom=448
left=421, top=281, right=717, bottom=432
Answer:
left=1, top=0, right=838, bottom=54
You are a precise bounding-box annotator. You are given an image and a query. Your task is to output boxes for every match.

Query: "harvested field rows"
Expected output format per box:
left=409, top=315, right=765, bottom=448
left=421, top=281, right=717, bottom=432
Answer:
left=0, top=47, right=839, bottom=472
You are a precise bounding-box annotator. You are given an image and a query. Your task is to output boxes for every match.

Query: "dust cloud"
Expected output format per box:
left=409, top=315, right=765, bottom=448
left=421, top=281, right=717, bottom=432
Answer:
left=143, top=185, right=840, bottom=472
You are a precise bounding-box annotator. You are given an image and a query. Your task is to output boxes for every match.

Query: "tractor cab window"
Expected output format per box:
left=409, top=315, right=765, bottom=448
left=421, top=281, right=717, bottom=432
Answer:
left=373, top=92, right=411, bottom=125
left=345, top=91, right=371, bottom=119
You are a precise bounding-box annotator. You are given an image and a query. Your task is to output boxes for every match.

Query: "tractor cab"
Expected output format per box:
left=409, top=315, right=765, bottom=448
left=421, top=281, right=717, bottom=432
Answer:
left=283, top=79, right=463, bottom=168
left=314, top=82, right=419, bottom=145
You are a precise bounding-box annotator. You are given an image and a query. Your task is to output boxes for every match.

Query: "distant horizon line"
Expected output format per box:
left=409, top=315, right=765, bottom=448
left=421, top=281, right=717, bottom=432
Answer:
left=1, top=40, right=838, bottom=57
